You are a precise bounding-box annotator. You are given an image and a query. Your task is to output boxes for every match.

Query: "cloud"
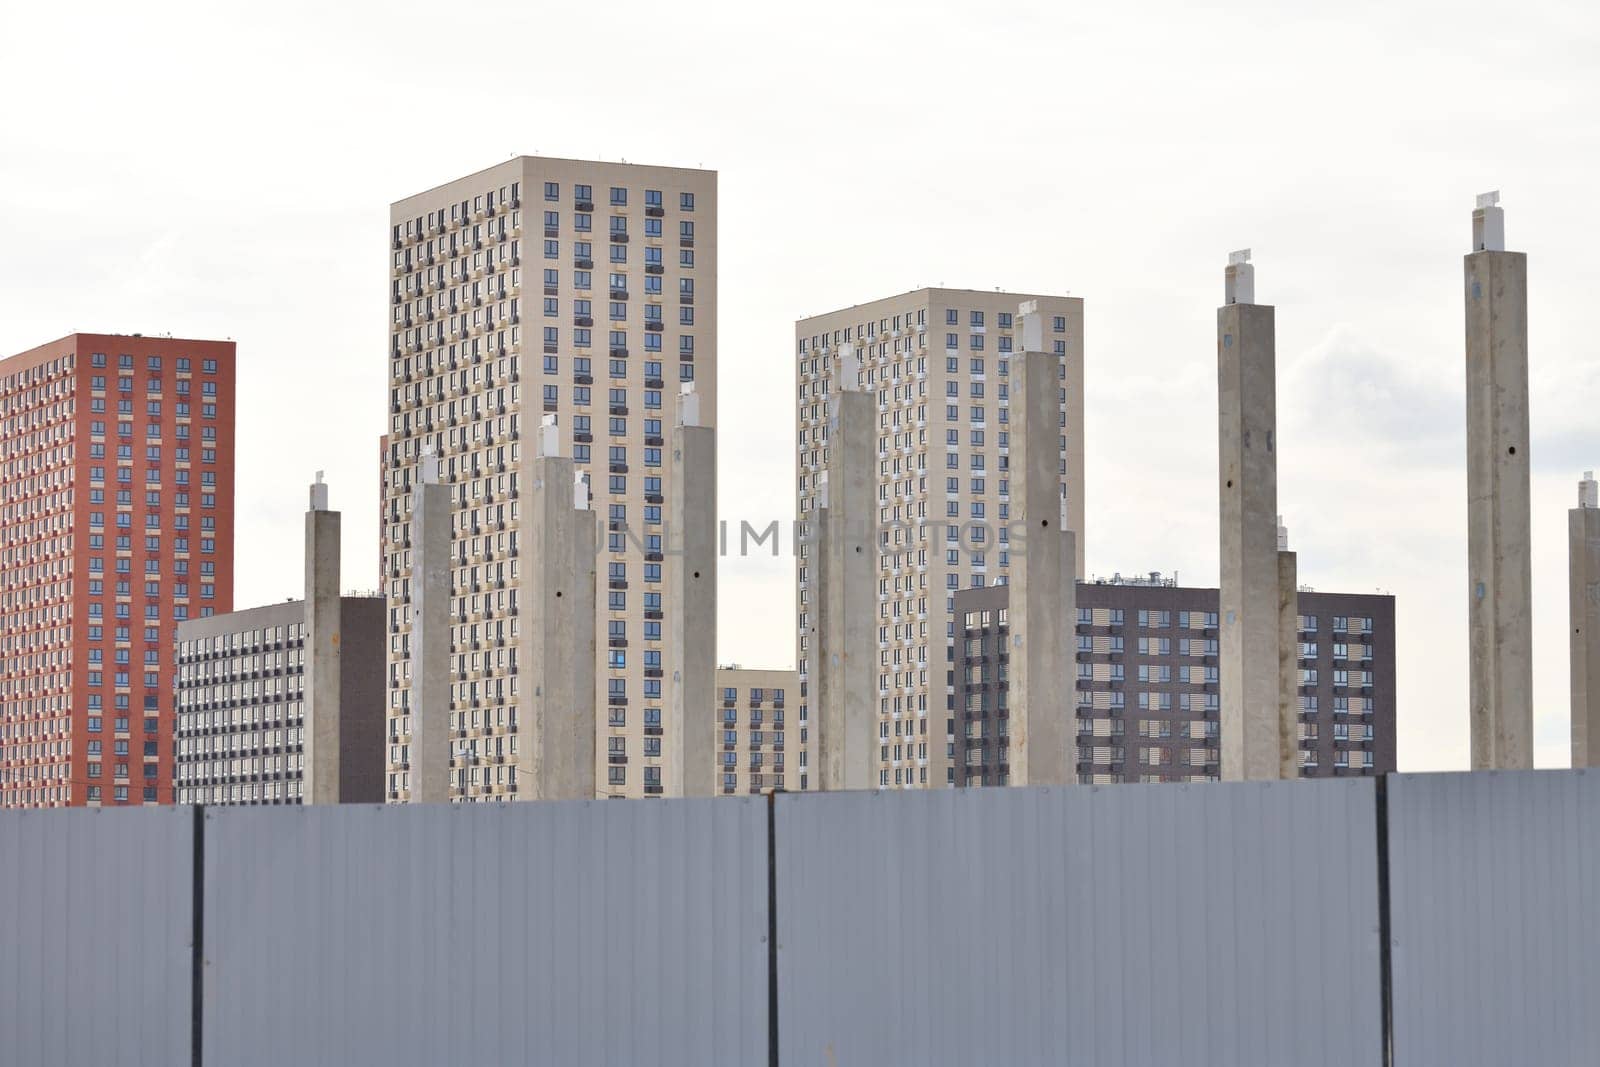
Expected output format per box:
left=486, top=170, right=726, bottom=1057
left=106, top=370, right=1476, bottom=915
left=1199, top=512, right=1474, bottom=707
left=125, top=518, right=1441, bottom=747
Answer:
left=1284, top=325, right=1462, bottom=468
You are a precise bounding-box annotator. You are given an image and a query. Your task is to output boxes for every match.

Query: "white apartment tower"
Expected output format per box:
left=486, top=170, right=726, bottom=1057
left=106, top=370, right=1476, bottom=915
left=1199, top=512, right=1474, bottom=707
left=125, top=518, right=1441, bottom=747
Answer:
left=384, top=157, right=717, bottom=800
left=795, top=289, right=1084, bottom=790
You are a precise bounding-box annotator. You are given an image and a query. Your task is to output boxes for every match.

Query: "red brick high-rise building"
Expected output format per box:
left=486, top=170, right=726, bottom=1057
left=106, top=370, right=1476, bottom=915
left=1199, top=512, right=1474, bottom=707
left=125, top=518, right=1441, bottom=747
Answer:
left=0, top=334, right=235, bottom=808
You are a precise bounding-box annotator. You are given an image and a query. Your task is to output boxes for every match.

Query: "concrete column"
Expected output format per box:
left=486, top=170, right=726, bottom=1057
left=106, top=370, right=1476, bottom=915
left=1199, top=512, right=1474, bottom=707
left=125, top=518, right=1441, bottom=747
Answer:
left=409, top=449, right=452, bottom=803
left=667, top=386, right=717, bottom=796
left=303, top=473, right=342, bottom=804
left=518, top=417, right=599, bottom=800
left=1217, top=250, right=1282, bottom=781
left=1009, top=304, right=1075, bottom=786
left=1571, top=472, right=1600, bottom=767
left=1277, top=518, right=1299, bottom=780
left=1465, top=192, right=1534, bottom=770
left=816, top=343, right=877, bottom=791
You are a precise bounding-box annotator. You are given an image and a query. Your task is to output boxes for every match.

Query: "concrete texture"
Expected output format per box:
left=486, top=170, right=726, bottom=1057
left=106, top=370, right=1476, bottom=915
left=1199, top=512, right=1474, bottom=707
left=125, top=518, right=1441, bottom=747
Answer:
left=1465, top=201, right=1533, bottom=770
left=1571, top=474, right=1600, bottom=767
left=409, top=452, right=452, bottom=803
left=668, top=389, right=717, bottom=796
left=1218, top=260, right=1282, bottom=781
left=816, top=345, right=877, bottom=791
left=520, top=450, right=599, bottom=801
left=303, top=477, right=342, bottom=804
left=1009, top=314, right=1074, bottom=786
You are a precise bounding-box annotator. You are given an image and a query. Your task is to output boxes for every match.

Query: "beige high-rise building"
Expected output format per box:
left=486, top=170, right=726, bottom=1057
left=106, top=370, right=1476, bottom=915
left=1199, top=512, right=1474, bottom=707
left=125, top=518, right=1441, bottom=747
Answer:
left=713, top=667, right=799, bottom=794
left=383, top=157, right=717, bottom=801
left=795, top=289, right=1084, bottom=790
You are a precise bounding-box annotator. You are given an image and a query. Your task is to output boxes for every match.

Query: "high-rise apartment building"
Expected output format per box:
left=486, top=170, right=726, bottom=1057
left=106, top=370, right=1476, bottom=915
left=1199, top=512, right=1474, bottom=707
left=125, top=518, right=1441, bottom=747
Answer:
left=714, top=666, right=799, bottom=795
left=795, top=290, right=1084, bottom=790
left=0, top=333, right=235, bottom=808
left=951, top=577, right=1396, bottom=785
left=383, top=157, right=716, bottom=801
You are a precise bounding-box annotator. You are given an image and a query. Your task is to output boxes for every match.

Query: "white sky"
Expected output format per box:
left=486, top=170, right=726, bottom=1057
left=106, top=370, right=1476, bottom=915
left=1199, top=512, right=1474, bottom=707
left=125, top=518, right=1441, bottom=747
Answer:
left=3, top=0, right=1596, bottom=771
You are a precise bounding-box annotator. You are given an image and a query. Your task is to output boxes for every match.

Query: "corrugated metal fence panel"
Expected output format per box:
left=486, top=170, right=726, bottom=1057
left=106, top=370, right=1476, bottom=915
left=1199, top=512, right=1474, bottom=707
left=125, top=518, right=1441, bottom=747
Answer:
left=1388, top=769, right=1600, bottom=1065
left=202, top=797, right=768, bottom=1067
left=0, top=807, right=194, bottom=1067
left=777, top=780, right=1381, bottom=1067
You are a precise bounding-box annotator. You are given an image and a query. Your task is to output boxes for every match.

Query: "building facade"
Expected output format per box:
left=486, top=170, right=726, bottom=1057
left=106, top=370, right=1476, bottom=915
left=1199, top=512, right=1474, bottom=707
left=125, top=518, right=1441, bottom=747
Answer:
left=795, top=290, right=1084, bottom=791
left=714, top=666, right=799, bottom=795
left=383, top=157, right=716, bottom=801
left=173, top=597, right=385, bottom=805
left=951, top=577, right=1397, bottom=785
left=0, top=334, right=235, bottom=808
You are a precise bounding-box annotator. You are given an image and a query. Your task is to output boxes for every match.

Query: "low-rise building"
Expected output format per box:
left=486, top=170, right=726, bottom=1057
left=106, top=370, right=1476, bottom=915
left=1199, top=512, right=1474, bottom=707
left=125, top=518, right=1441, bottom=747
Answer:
left=952, top=575, right=1396, bottom=785
left=173, top=597, right=386, bottom=805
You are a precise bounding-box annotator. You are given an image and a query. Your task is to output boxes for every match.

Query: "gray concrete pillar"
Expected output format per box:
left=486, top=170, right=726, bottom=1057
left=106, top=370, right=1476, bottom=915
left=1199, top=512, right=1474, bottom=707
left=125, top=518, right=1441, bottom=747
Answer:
left=1465, top=192, right=1534, bottom=770
left=304, top=473, right=342, bottom=804
left=1218, top=250, right=1282, bottom=781
left=1009, top=304, right=1075, bottom=786
left=667, top=386, right=717, bottom=796
left=518, top=417, right=599, bottom=800
left=1277, top=518, right=1299, bottom=780
left=409, top=449, right=452, bottom=803
left=816, top=343, right=877, bottom=791
left=1571, top=472, right=1600, bottom=767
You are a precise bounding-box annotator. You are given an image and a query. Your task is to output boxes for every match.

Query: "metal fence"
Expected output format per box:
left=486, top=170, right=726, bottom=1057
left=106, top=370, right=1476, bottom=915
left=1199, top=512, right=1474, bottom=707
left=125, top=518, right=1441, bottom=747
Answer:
left=2, top=771, right=1598, bottom=1066
left=202, top=798, right=770, bottom=1067
left=1387, top=769, right=1600, bottom=1066
left=0, top=806, right=195, bottom=1067
left=776, top=780, right=1382, bottom=1066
